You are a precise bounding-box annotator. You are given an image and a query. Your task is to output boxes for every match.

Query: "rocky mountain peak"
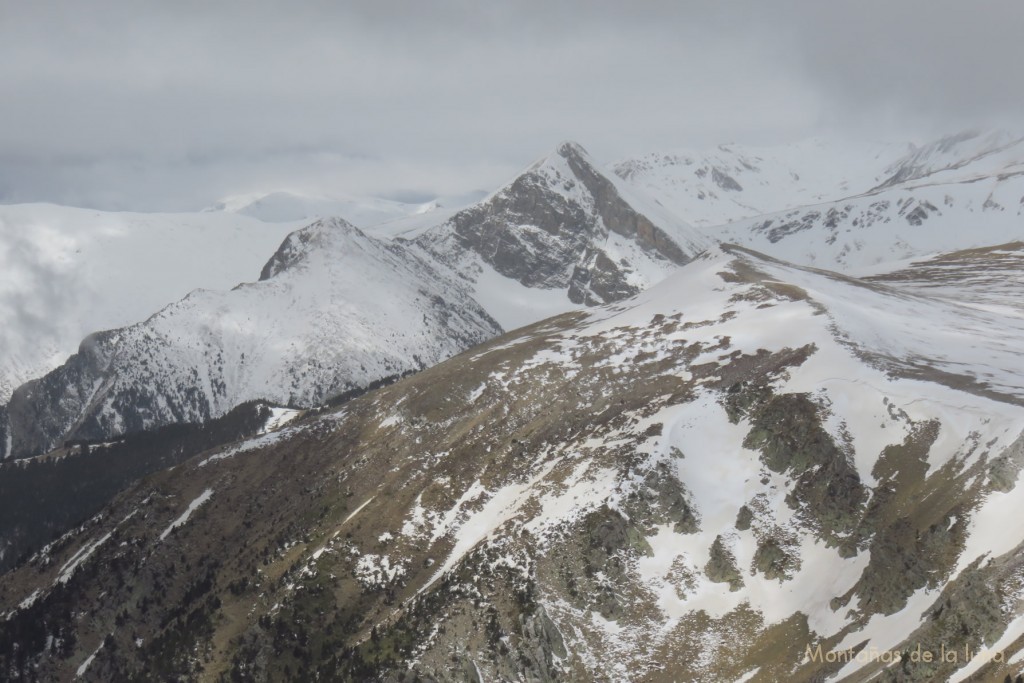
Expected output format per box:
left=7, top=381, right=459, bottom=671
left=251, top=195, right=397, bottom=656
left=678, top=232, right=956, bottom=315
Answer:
left=533, top=139, right=591, bottom=168
left=414, top=140, right=705, bottom=312
left=259, top=217, right=365, bottom=280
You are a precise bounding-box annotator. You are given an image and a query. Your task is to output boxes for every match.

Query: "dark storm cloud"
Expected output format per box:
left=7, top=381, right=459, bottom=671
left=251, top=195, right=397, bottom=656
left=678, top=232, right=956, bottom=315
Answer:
left=0, top=1, right=1020, bottom=210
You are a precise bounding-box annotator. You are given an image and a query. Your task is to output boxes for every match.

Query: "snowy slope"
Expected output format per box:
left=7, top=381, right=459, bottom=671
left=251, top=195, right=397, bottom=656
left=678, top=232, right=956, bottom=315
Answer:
left=6, top=242, right=1024, bottom=681
left=413, top=141, right=711, bottom=328
left=613, top=137, right=911, bottom=227
left=0, top=204, right=301, bottom=401
left=713, top=160, right=1024, bottom=270
left=1, top=142, right=708, bottom=458
left=1, top=218, right=500, bottom=459
left=873, top=129, right=1024, bottom=189
left=616, top=130, right=1024, bottom=272
left=862, top=241, right=1024, bottom=315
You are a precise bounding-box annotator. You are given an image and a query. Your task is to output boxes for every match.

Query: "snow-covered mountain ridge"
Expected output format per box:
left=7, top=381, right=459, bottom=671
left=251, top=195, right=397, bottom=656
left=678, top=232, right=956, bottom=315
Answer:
left=3, top=242, right=1023, bottom=681
left=0, top=142, right=705, bottom=459
left=3, top=130, right=1020, bottom=462
left=1, top=218, right=502, bottom=459
left=0, top=204, right=302, bottom=402
left=615, top=129, right=1024, bottom=271
left=613, top=137, right=911, bottom=227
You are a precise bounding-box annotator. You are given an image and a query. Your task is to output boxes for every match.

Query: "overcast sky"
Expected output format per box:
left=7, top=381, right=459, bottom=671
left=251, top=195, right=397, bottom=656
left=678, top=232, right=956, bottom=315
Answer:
left=1, top=1, right=1022, bottom=211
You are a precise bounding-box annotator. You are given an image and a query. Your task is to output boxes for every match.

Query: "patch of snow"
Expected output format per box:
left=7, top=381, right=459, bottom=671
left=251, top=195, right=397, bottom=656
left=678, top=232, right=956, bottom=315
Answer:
left=341, top=496, right=376, bottom=526
left=953, top=438, right=1024, bottom=579
left=75, top=640, right=104, bottom=678
left=17, top=589, right=41, bottom=611
left=734, top=667, right=761, bottom=683
left=158, top=489, right=214, bottom=541
left=198, top=426, right=299, bottom=467
left=948, top=613, right=1024, bottom=682
left=354, top=554, right=406, bottom=588
left=57, top=531, right=114, bottom=585
left=379, top=413, right=402, bottom=429
left=260, top=407, right=302, bottom=434
left=832, top=586, right=939, bottom=680
left=467, top=382, right=487, bottom=403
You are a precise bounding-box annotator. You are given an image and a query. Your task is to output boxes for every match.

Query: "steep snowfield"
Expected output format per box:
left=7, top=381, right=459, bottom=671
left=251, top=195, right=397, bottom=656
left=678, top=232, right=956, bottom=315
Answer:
left=0, top=204, right=301, bottom=401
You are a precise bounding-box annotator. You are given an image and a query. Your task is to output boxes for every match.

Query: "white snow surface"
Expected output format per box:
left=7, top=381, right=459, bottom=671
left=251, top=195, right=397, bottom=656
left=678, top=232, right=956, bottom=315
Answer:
left=158, top=489, right=214, bottom=541
left=75, top=641, right=103, bottom=678
left=6, top=217, right=501, bottom=456
left=617, top=130, right=1024, bottom=272
left=614, top=136, right=911, bottom=227
left=0, top=203, right=301, bottom=401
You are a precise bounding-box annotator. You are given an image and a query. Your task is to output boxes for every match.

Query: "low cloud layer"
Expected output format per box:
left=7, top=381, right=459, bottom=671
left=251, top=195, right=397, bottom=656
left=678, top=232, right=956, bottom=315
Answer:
left=1, top=1, right=1021, bottom=210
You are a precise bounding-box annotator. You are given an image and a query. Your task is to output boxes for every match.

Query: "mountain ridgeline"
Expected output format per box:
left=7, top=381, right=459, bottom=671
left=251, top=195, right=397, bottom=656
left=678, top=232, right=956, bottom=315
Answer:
left=0, top=142, right=703, bottom=460
left=2, top=244, right=1024, bottom=681
left=1, top=131, right=1024, bottom=682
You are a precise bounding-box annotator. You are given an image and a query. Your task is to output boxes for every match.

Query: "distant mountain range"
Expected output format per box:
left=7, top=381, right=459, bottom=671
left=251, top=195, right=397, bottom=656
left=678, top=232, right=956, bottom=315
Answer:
left=1, top=142, right=706, bottom=459
left=615, top=130, right=1024, bottom=271
left=2, top=129, right=1024, bottom=682
left=4, top=131, right=1024, bottom=460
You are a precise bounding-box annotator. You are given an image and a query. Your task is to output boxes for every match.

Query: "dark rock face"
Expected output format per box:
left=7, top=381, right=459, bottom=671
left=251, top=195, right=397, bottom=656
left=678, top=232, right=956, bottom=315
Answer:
left=259, top=223, right=323, bottom=280
left=0, top=144, right=697, bottom=461
left=5, top=331, right=122, bottom=459
left=440, top=171, right=595, bottom=290
left=567, top=250, right=638, bottom=305
left=623, top=459, right=700, bottom=534
left=712, top=167, right=743, bottom=192
left=416, top=142, right=692, bottom=305
left=705, top=535, right=744, bottom=590
left=559, top=143, right=689, bottom=263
